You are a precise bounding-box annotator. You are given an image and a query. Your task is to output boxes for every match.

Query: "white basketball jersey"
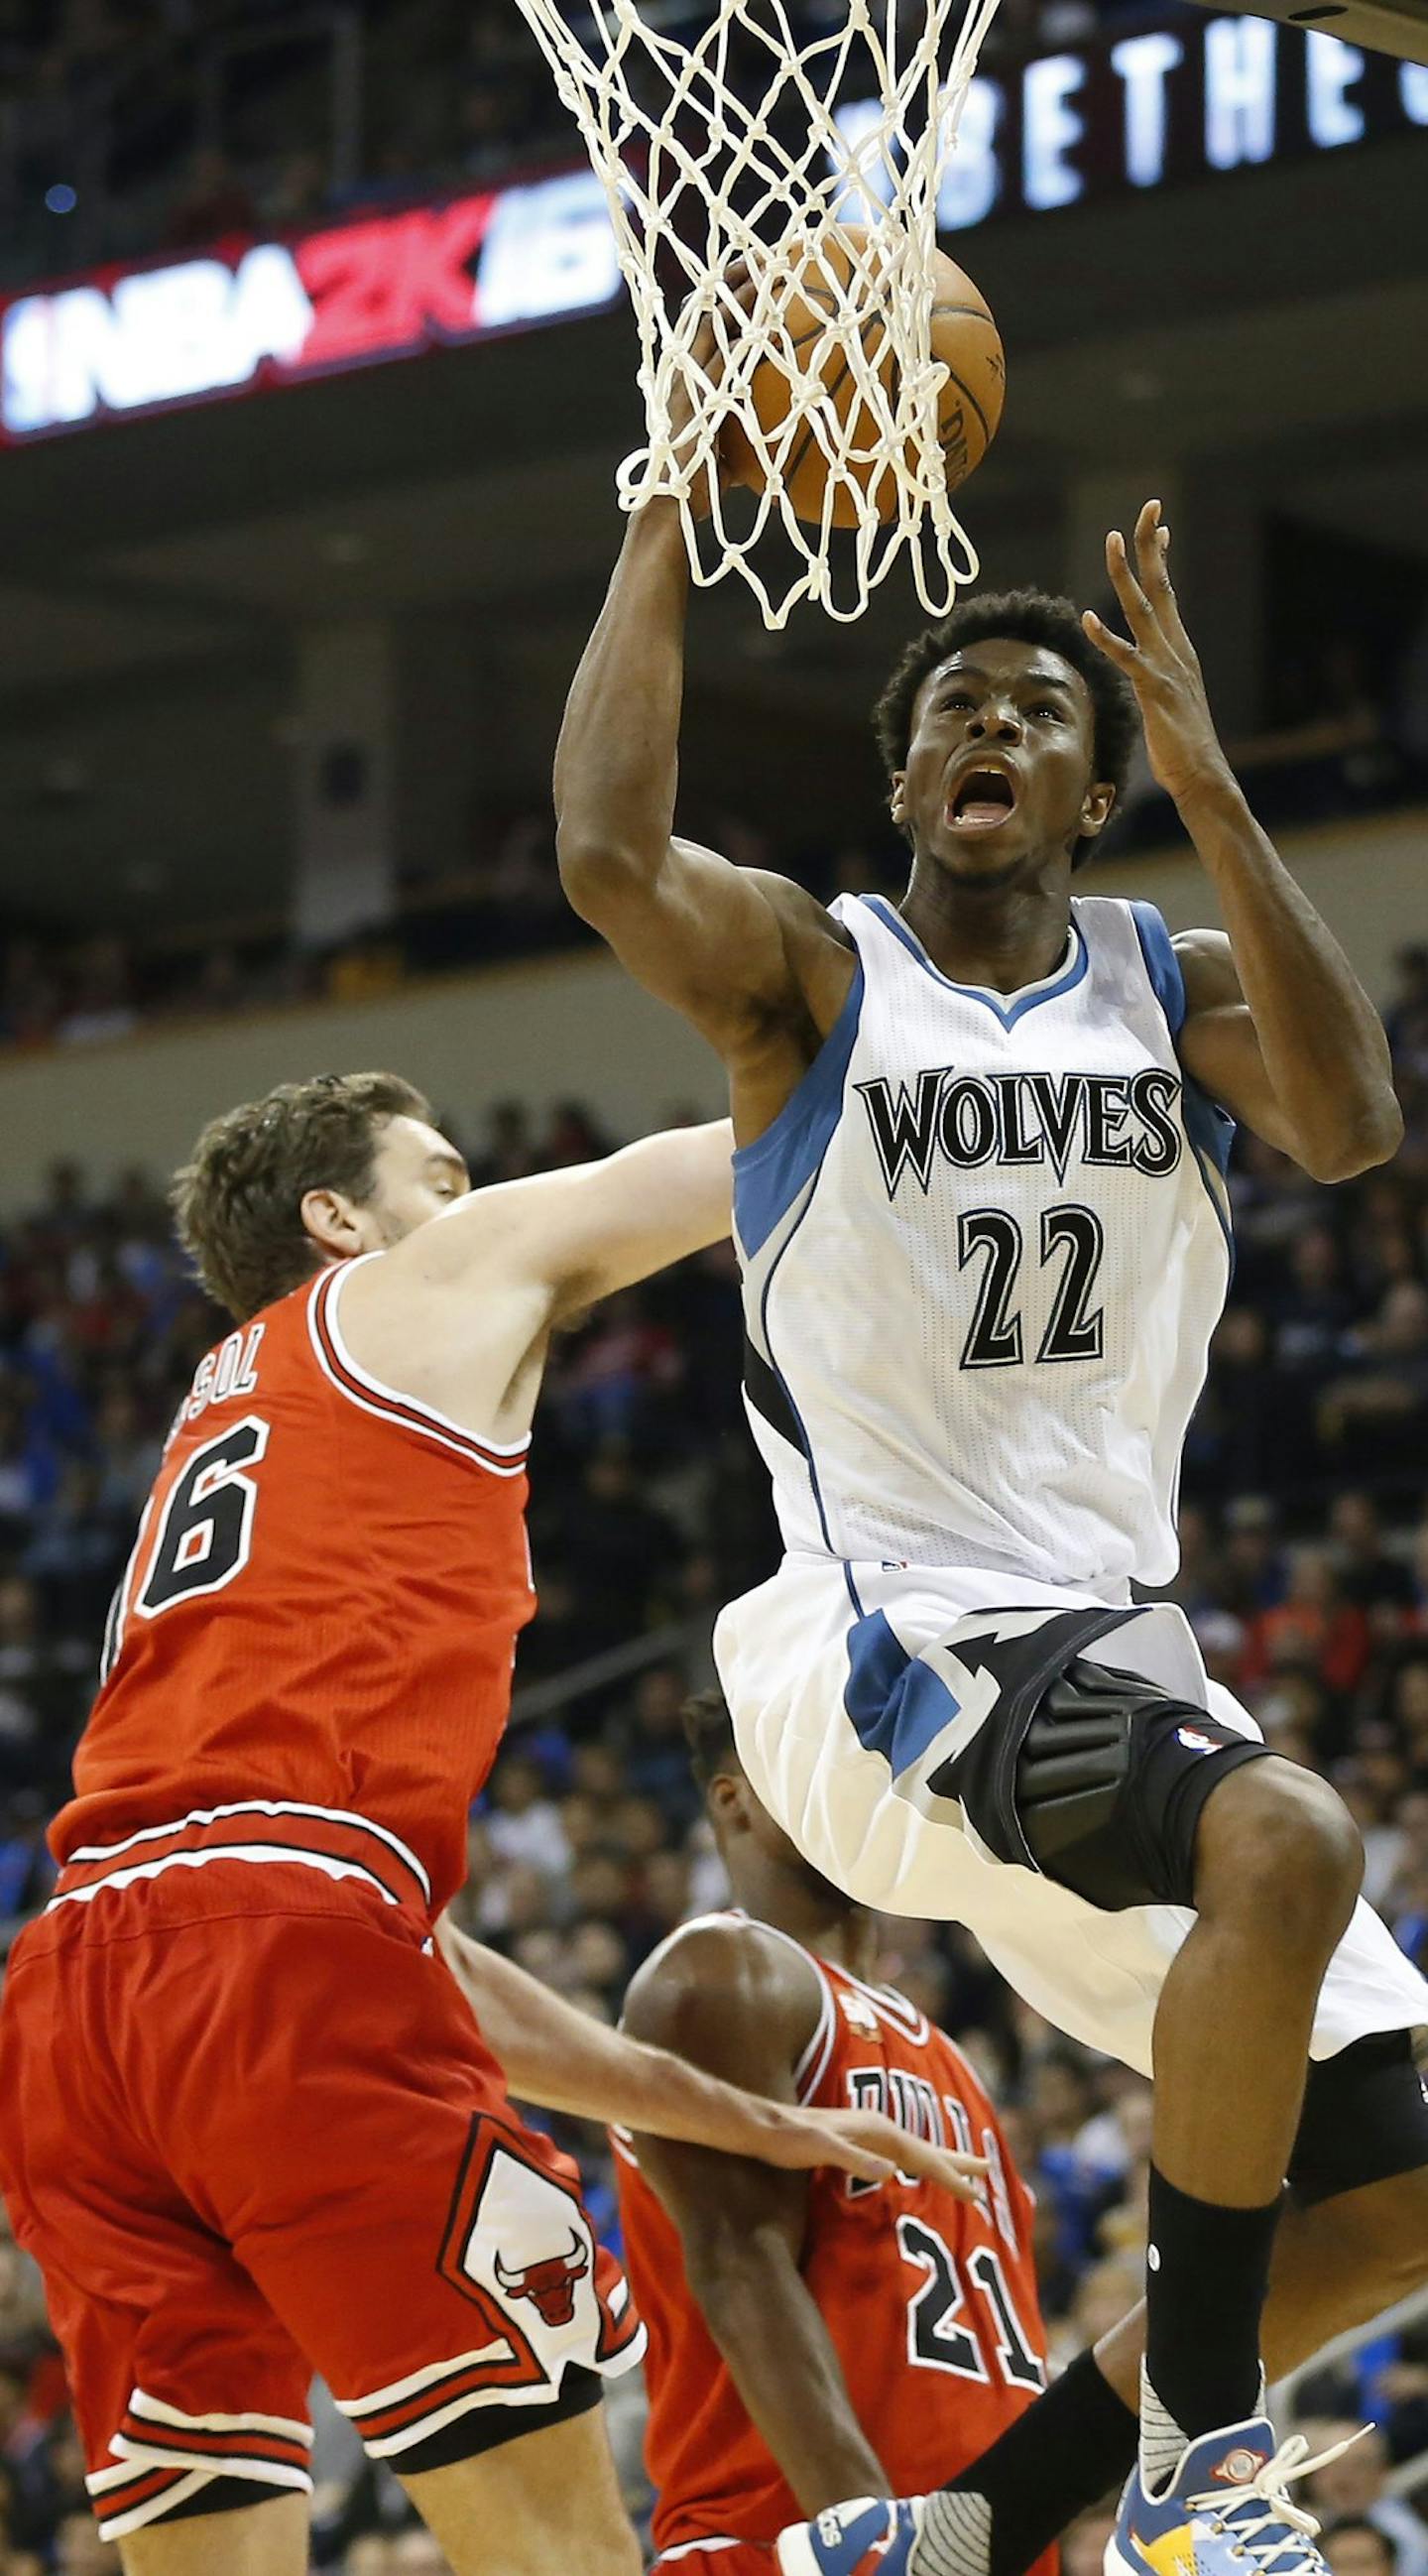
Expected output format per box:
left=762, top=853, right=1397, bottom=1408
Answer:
left=733, top=893, right=1233, bottom=1594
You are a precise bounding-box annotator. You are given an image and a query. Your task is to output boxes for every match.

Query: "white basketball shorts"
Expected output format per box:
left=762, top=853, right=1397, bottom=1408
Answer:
left=714, top=1553, right=1428, bottom=2075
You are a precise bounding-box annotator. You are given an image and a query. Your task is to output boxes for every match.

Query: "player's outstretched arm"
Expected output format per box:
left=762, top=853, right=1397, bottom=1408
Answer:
left=402, top=1118, right=734, bottom=1312
left=435, top=1916, right=986, bottom=2198
left=620, top=1919, right=893, bottom=2515
left=1086, top=501, right=1402, bottom=1184
left=329, top=1120, right=736, bottom=1444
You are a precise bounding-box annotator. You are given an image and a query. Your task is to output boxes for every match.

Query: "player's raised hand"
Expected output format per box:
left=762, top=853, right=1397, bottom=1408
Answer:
left=1083, top=500, right=1231, bottom=806
left=664, top=258, right=759, bottom=518
left=758, top=2102, right=990, bottom=2200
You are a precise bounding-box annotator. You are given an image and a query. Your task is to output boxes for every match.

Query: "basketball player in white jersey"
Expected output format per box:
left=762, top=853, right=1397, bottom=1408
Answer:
left=552, top=388, right=1428, bottom=2576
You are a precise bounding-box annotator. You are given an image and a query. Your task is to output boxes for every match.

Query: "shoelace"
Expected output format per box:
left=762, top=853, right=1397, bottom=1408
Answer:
left=1185, top=2430, right=1367, bottom=2576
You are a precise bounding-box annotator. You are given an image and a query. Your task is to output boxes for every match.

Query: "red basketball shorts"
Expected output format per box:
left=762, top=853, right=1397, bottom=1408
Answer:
left=0, top=1813, right=643, bottom=2544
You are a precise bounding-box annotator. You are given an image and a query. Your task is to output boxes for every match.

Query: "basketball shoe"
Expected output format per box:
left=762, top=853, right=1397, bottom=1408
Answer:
left=1107, top=2418, right=1359, bottom=2576
left=774, top=2424, right=1361, bottom=2576
left=775, top=2498, right=923, bottom=2576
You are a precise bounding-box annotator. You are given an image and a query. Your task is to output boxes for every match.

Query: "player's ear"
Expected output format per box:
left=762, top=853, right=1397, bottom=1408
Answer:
left=889, top=771, right=907, bottom=827
left=300, top=1185, right=367, bottom=1264
left=1080, top=780, right=1116, bottom=837
left=706, top=1773, right=744, bottom=1835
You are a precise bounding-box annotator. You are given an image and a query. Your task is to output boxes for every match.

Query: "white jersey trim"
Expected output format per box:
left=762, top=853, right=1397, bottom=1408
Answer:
left=64, top=1796, right=431, bottom=1900
left=48, top=1844, right=399, bottom=1910
left=735, top=1914, right=840, bottom=2100
left=92, top=2471, right=215, bottom=2541
left=107, top=2436, right=311, bottom=2492
left=861, top=895, right=1087, bottom=1021
left=613, top=1911, right=837, bottom=2114
left=827, top=1964, right=930, bottom=2047
left=337, top=2341, right=513, bottom=2410
left=307, top=1263, right=530, bottom=1476
left=128, top=2391, right=312, bottom=2442
left=360, top=2337, right=650, bottom=2454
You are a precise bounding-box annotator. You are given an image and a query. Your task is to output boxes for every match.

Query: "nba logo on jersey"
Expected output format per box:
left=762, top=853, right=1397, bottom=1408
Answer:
left=838, top=1989, right=881, bottom=2036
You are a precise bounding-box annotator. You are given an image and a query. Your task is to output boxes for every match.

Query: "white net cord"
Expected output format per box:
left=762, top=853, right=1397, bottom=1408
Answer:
left=512, top=0, right=1008, bottom=626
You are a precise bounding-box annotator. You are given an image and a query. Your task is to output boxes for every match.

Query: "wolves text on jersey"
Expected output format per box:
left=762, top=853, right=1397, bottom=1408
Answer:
left=855, top=1065, right=1183, bottom=1198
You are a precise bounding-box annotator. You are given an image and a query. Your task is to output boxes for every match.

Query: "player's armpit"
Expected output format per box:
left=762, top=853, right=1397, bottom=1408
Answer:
left=334, top=1122, right=734, bottom=1432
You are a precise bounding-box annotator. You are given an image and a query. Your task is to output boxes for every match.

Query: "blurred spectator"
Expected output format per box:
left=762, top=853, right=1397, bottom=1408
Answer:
left=1333, top=1492, right=1416, bottom=1615
left=470, top=1101, right=538, bottom=1188
left=484, top=1754, right=571, bottom=1880
left=1304, top=2426, right=1428, bottom=2576
left=1326, top=2520, right=1401, bottom=2576
left=1242, top=1548, right=1368, bottom=1699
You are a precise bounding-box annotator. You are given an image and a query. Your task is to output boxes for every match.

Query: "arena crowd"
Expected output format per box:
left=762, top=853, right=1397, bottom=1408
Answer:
left=1, top=948, right=1428, bottom=2568
left=0, top=0, right=1187, bottom=292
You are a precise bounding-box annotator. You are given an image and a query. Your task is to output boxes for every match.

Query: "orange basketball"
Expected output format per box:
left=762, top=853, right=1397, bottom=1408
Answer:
left=723, top=225, right=1005, bottom=531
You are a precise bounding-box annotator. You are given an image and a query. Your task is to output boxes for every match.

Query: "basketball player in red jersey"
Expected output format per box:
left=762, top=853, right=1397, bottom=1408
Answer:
left=0, top=1071, right=984, bottom=2576
left=614, top=1688, right=1054, bottom=2576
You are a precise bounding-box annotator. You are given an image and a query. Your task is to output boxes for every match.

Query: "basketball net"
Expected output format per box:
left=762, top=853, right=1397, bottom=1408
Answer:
left=513, top=0, right=1006, bottom=627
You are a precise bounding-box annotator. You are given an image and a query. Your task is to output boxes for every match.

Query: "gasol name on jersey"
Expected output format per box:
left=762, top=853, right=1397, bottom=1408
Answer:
left=856, top=1064, right=1184, bottom=1197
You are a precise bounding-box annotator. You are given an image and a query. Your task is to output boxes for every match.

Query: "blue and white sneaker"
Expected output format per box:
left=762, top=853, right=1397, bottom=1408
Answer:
left=1108, top=2417, right=1362, bottom=2576
left=776, top=2497, right=924, bottom=2576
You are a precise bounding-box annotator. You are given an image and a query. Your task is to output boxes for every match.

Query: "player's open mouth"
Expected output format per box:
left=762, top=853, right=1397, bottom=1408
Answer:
left=947, top=768, right=1018, bottom=832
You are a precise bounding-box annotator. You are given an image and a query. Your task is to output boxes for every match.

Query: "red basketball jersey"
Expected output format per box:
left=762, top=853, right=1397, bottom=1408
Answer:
left=616, top=1919, right=1052, bottom=2562
left=52, top=1258, right=536, bottom=1917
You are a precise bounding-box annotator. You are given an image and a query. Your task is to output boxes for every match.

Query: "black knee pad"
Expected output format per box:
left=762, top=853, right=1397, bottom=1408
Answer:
left=1016, top=1657, right=1272, bottom=1909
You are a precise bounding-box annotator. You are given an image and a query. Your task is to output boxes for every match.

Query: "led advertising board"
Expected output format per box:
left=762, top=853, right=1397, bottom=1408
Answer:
left=0, top=167, right=622, bottom=440
left=3, top=21, right=1423, bottom=440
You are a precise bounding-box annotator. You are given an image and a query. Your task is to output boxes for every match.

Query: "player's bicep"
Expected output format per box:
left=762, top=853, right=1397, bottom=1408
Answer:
left=621, top=1923, right=818, bottom=2262
left=566, top=836, right=810, bottom=1042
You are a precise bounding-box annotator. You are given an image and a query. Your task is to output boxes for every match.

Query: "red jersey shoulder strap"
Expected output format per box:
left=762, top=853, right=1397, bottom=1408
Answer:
left=727, top=1916, right=839, bottom=2102
left=304, top=1259, right=531, bottom=1476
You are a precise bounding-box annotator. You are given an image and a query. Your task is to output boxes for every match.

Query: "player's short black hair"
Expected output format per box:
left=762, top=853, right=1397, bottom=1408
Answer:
left=872, top=588, right=1139, bottom=869
left=682, top=1686, right=742, bottom=1790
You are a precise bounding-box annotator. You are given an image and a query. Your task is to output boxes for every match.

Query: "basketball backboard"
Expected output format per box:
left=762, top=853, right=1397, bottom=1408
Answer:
left=1184, top=0, right=1428, bottom=63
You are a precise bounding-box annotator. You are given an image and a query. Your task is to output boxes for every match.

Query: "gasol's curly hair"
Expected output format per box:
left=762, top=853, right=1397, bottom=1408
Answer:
left=173, top=1069, right=432, bottom=1323
left=872, top=588, right=1140, bottom=869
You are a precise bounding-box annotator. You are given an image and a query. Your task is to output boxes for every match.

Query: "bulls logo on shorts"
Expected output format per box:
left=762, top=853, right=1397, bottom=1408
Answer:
left=438, top=2124, right=610, bottom=2387
left=492, top=2228, right=591, bottom=2327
